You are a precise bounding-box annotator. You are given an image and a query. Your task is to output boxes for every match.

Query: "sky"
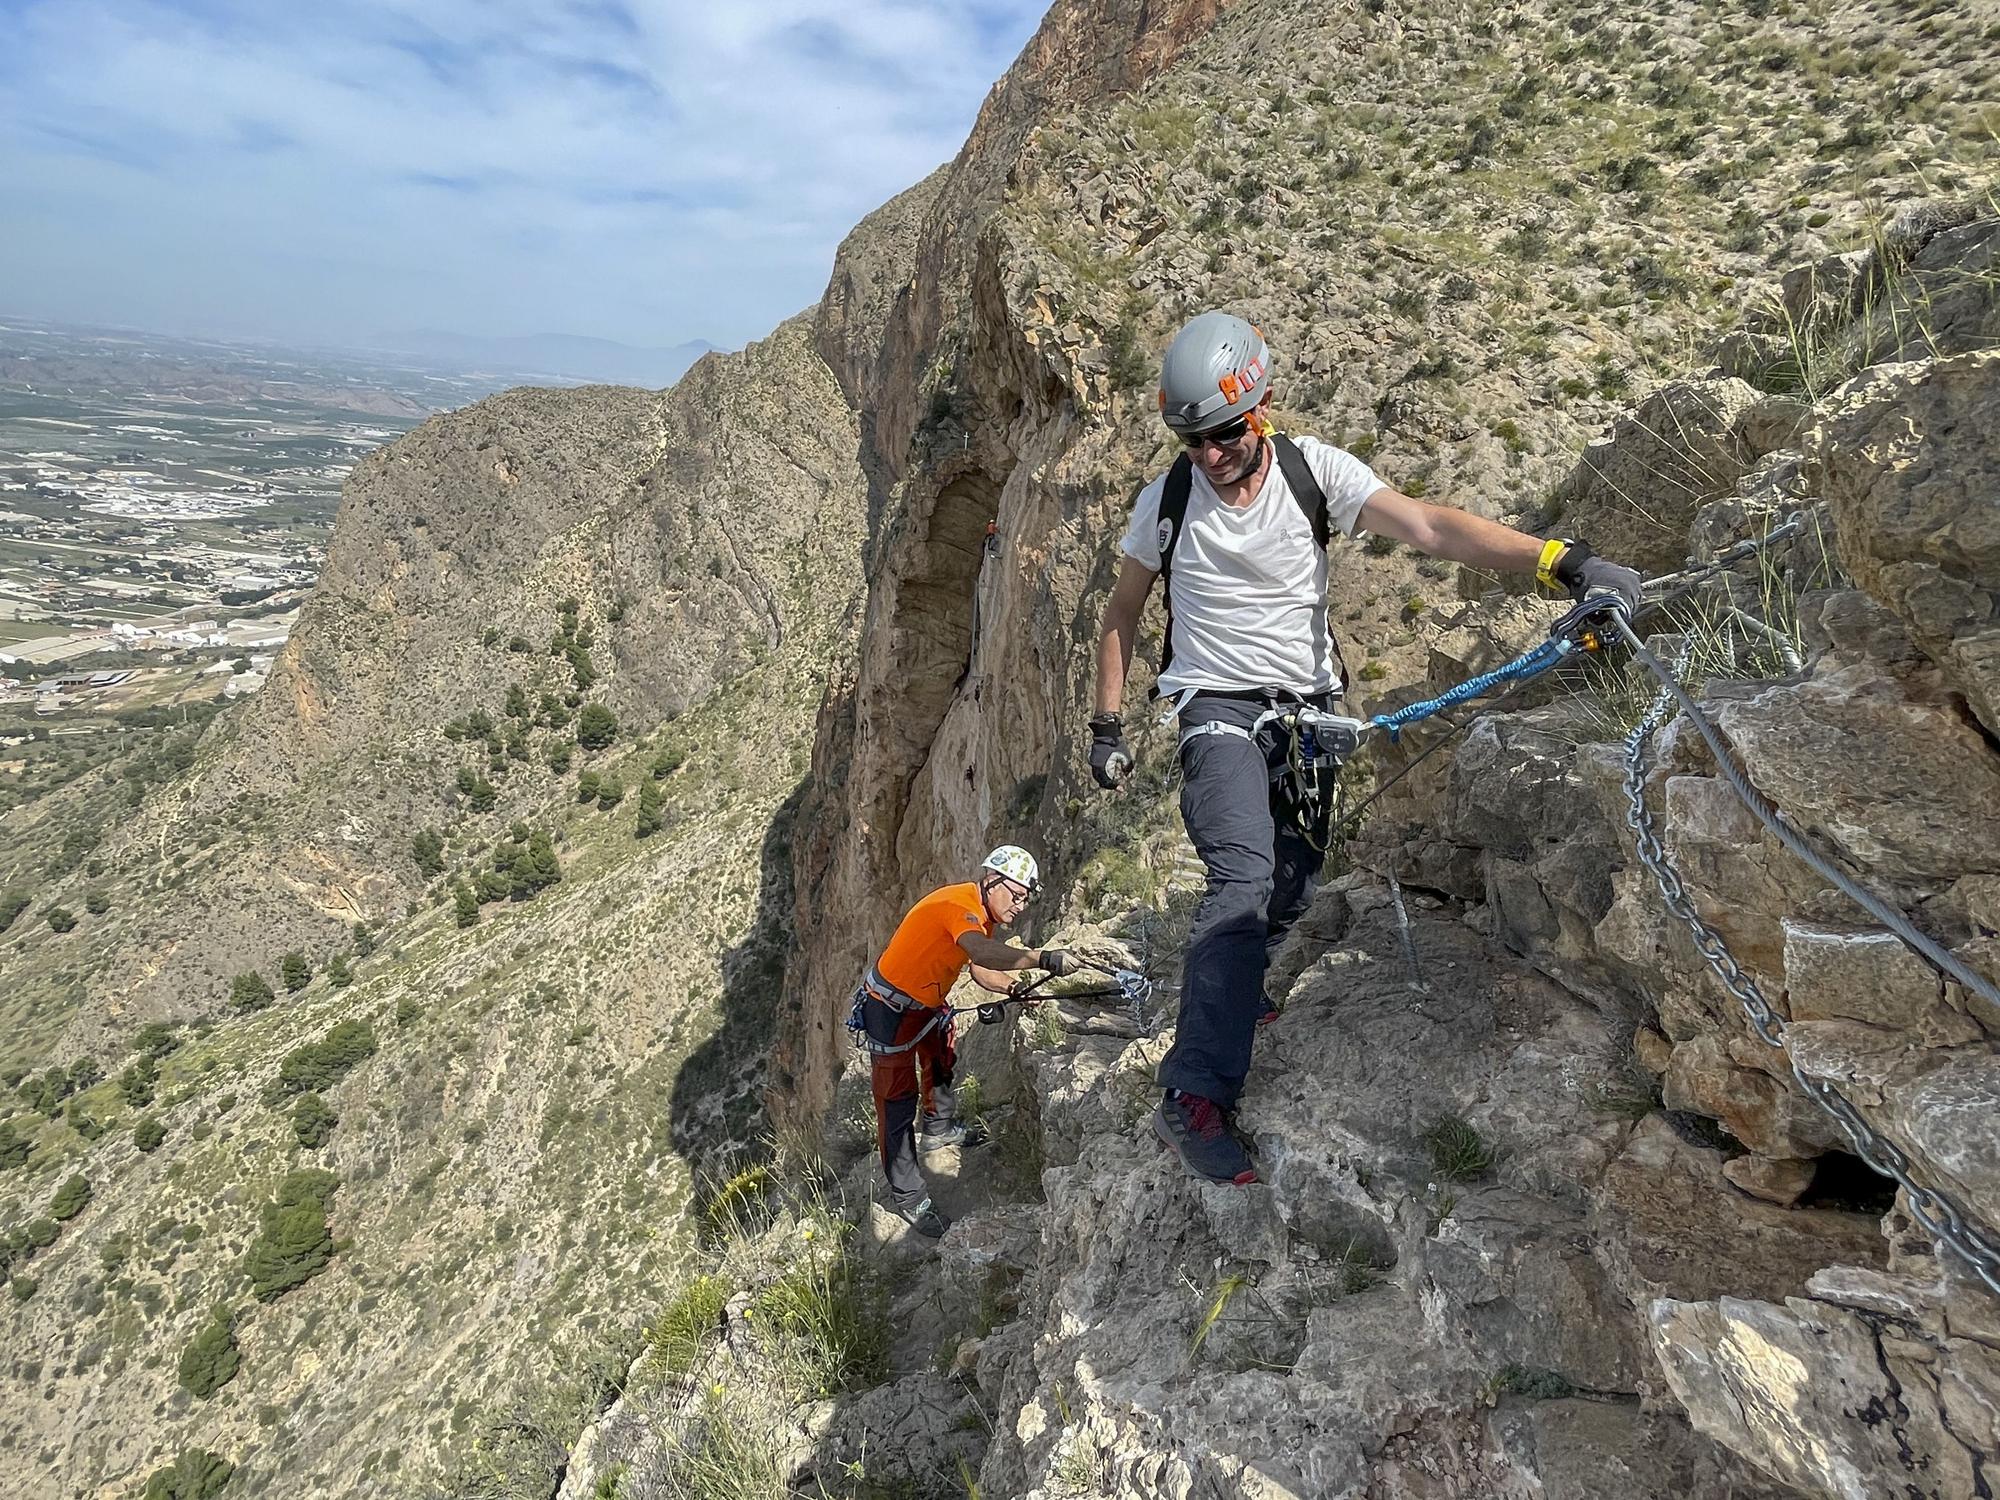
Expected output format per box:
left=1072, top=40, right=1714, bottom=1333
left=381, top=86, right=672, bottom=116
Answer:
left=0, top=0, right=1050, bottom=353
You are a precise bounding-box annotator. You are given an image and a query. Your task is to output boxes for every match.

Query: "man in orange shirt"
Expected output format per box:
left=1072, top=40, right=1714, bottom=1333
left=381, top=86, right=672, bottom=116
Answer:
left=855, top=845, right=1075, bottom=1237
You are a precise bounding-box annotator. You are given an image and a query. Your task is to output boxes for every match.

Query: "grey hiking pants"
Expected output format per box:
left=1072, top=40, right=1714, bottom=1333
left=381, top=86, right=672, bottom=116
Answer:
left=1158, top=691, right=1332, bottom=1109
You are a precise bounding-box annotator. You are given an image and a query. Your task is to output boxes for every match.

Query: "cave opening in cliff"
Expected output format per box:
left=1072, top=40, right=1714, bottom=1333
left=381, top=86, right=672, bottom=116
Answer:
left=1796, top=1149, right=1899, bottom=1216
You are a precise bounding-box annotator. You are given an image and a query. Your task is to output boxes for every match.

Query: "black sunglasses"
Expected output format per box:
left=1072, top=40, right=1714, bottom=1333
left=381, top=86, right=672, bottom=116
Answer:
left=1180, top=414, right=1254, bottom=448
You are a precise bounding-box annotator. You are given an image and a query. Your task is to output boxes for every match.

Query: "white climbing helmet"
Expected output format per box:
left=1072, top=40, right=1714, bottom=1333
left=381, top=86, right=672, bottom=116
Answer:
left=980, top=845, right=1041, bottom=895
left=1158, top=310, right=1271, bottom=435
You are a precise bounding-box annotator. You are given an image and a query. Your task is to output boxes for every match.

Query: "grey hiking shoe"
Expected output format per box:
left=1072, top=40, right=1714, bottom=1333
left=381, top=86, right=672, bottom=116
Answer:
left=1153, top=1091, right=1257, bottom=1185
left=918, top=1116, right=987, bottom=1153
left=895, top=1197, right=950, bottom=1238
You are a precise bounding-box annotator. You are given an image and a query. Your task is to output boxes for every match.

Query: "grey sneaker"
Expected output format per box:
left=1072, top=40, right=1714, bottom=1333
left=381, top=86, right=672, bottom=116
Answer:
left=895, top=1197, right=950, bottom=1238
left=1153, top=1092, right=1257, bottom=1185
left=919, top=1115, right=987, bottom=1153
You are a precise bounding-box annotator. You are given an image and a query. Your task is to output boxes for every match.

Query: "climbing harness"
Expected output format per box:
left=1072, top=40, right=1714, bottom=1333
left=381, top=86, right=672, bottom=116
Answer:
left=1618, top=625, right=2000, bottom=1298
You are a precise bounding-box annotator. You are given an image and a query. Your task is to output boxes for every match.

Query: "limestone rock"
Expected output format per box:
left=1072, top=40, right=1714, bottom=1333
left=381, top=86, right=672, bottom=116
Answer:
left=1705, top=660, right=2000, bottom=882
left=1651, top=1293, right=2000, bottom=1500
left=1721, top=1154, right=1815, bottom=1207
left=1549, top=377, right=1765, bottom=575
left=1809, top=348, right=2000, bottom=734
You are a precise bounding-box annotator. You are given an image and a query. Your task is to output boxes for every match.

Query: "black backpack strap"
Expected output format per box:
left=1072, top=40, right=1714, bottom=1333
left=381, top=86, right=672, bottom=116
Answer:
left=1153, top=454, right=1194, bottom=689
left=1270, top=433, right=1331, bottom=547
left=1270, top=434, right=1350, bottom=694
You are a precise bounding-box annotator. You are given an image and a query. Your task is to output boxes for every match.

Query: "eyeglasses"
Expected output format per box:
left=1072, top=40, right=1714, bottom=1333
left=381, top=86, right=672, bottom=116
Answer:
left=1180, top=414, right=1253, bottom=449
left=999, top=878, right=1035, bottom=904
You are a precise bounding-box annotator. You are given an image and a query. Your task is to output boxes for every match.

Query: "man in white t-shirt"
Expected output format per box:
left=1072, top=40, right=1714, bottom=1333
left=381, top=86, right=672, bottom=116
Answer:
left=1090, top=310, right=1640, bottom=1186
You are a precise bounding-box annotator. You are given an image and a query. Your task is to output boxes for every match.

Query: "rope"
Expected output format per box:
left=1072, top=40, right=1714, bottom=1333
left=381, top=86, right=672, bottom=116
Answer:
left=1366, top=637, right=1574, bottom=740
left=1334, top=519, right=1811, bottom=835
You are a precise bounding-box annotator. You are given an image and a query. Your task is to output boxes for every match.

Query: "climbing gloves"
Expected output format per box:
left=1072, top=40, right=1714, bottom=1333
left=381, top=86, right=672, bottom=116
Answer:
left=1088, top=713, right=1133, bottom=789
left=1545, top=539, right=1641, bottom=619
left=1038, top=948, right=1077, bottom=977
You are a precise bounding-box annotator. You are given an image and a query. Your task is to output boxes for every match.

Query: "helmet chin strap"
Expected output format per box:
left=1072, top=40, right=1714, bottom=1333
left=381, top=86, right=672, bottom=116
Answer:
left=1225, top=436, right=1268, bottom=487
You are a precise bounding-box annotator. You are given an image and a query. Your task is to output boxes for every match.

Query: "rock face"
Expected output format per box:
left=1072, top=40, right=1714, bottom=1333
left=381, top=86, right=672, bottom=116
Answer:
left=771, top=2, right=2000, bottom=1483
left=1811, top=349, right=2000, bottom=737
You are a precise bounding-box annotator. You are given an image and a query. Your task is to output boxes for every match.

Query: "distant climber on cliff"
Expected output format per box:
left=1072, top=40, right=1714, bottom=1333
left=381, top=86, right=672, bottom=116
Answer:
left=851, top=846, right=1076, bottom=1237
left=1088, top=310, right=1642, bottom=1186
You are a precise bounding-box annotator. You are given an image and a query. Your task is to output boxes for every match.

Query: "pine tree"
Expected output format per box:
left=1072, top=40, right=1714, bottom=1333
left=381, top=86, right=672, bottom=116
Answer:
left=453, top=882, right=479, bottom=929
left=50, top=1173, right=91, bottom=1220
left=635, top=778, right=665, bottom=837
left=177, top=1308, right=240, bottom=1399
left=279, top=951, right=312, bottom=992
left=328, top=954, right=353, bottom=988
left=410, top=827, right=445, bottom=877
left=576, top=702, right=618, bottom=749
left=230, top=971, right=275, bottom=1012
left=292, top=1093, right=337, bottom=1148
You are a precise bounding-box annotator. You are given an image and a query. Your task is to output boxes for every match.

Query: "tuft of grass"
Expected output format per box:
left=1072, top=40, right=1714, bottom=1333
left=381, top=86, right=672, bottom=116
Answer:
left=702, top=1164, right=774, bottom=1241
left=1189, top=1272, right=1251, bottom=1359
left=751, top=1235, right=888, bottom=1396
left=660, top=1395, right=785, bottom=1500
left=648, top=1273, right=730, bottom=1379
left=1423, top=1115, right=1495, bottom=1183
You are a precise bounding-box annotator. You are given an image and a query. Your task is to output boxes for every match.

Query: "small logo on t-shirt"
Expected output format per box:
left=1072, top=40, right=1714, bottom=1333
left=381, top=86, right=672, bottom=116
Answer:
left=1155, top=519, right=1172, bottom=556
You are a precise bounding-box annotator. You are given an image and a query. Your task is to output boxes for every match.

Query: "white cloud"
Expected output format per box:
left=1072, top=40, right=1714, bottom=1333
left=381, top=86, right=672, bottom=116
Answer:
left=0, top=0, right=1049, bottom=349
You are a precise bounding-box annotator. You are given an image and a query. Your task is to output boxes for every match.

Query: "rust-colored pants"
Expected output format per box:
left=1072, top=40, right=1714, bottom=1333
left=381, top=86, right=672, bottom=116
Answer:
left=868, top=999, right=955, bottom=1211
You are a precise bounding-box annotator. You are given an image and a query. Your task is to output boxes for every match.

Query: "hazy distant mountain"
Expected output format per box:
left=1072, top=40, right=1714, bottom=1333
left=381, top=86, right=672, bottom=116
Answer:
left=372, top=329, right=724, bottom=388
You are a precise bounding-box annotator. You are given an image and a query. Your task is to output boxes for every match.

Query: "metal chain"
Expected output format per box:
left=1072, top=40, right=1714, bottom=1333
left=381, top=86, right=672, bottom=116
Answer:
left=1623, top=656, right=2000, bottom=1298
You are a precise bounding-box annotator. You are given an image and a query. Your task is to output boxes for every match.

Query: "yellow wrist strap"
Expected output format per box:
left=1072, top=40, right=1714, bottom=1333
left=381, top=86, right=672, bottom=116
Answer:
left=1536, top=537, right=1570, bottom=590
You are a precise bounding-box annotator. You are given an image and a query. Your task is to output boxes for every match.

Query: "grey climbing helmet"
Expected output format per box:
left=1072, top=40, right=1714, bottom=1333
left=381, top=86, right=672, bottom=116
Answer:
left=1157, top=311, right=1270, bottom=434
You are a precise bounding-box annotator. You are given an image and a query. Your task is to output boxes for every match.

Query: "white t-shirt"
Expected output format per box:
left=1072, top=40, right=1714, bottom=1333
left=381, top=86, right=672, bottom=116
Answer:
left=1119, top=436, right=1382, bottom=696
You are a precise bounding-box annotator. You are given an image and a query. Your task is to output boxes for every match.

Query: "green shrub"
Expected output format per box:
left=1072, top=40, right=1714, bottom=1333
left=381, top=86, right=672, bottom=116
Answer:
left=20, top=1066, right=72, bottom=1116
left=9, top=1276, right=35, bottom=1302
left=0, top=1121, right=28, bottom=1169
left=328, top=954, right=353, bottom=988
left=545, top=741, right=574, bottom=774
left=84, top=889, right=110, bottom=915
left=50, top=1173, right=92, bottom=1220
left=576, top=770, right=601, bottom=804
left=45, top=907, right=76, bottom=933
left=0, top=891, right=26, bottom=932
left=411, top=828, right=446, bottom=877
left=267, top=1021, right=378, bottom=1104
left=634, top=779, right=665, bottom=838
left=134, top=1022, right=180, bottom=1060
left=293, top=1093, right=338, bottom=1148
left=230, top=971, right=276, bottom=1013
left=119, top=1057, right=158, bottom=1107
left=576, top=703, right=618, bottom=750
left=133, top=1115, right=167, bottom=1153
left=178, top=1308, right=240, bottom=1399
left=595, top=778, right=624, bottom=812
left=64, top=1095, right=103, bottom=1141
left=649, top=745, right=684, bottom=779
left=454, top=881, right=479, bottom=928
left=141, top=1448, right=234, bottom=1500
left=244, top=1168, right=339, bottom=1301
